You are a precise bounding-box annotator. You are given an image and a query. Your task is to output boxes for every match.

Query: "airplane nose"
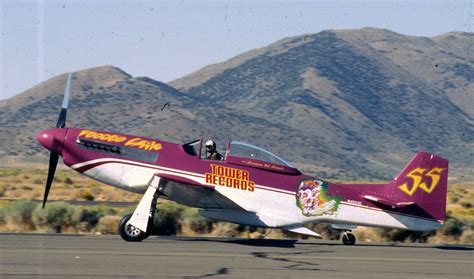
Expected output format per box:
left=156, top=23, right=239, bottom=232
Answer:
left=37, top=129, right=53, bottom=150
left=37, top=128, right=67, bottom=155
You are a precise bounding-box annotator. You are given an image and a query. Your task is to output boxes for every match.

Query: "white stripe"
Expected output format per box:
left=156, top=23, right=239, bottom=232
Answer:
left=71, top=158, right=205, bottom=178
left=71, top=158, right=294, bottom=193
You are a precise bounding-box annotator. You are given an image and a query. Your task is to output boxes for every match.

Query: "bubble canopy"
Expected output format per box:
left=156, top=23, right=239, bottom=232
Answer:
left=227, top=141, right=294, bottom=168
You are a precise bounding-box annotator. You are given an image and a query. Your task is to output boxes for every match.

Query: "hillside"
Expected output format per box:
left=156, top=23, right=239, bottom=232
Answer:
left=0, top=65, right=201, bottom=160
left=170, top=28, right=473, bottom=179
left=1, top=28, right=473, bottom=180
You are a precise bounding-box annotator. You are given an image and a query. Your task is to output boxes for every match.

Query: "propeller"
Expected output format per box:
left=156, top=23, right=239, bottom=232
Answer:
left=56, top=73, right=71, bottom=128
left=42, top=73, right=72, bottom=208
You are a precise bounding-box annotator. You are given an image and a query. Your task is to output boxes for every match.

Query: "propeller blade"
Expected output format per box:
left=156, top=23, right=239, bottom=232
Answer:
left=56, top=73, right=72, bottom=128
left=42, top=152, right=59, bottom=208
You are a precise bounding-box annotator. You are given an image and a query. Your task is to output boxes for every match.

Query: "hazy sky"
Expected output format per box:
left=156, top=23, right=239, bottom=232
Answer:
left=1, top=0, right=472, bottom=100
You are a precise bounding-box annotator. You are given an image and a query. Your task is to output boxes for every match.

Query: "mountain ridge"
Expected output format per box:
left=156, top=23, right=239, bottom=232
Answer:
left=1, top=28, right=472, bottom=181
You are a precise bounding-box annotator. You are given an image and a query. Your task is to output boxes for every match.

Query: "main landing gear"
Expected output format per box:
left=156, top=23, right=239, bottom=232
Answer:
left=119, top=214, right=151, bottom=242
left=341, top=231, right=356, bottom=245
left=118, top=176, right=162, bottom=242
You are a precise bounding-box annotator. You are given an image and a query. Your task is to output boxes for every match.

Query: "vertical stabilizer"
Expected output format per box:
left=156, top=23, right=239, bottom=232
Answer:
left=389, top=152, right=448, bottom=222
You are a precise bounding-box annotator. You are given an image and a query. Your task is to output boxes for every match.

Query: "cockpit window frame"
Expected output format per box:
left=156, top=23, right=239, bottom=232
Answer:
left=182, top=139, right=202, bottom=157
left=227, top=140, right=294, bottom=168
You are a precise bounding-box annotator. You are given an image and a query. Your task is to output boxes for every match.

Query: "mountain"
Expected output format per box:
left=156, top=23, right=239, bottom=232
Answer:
left=1, top=28, right=473, bottom=181
left=0, top=65, right=201, bottom=158
left=170, top=28, right=473, bottom=180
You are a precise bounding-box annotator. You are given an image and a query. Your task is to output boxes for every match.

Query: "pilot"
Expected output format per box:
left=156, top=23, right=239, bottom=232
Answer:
left=205, top=139, right=223, bottom=160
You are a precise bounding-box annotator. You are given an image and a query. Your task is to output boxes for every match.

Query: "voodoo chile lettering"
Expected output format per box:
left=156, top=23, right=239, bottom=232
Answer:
left=205, top=164, right=255, bottom=192
left=78, top=130, right=162, bottom=151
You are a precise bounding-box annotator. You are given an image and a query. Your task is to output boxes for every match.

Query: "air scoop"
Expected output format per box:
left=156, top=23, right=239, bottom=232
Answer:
left=37, top=128, right=67, bottom=155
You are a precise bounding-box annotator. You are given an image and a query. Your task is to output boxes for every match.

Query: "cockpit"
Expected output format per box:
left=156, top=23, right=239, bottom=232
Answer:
left=182, top=139, right=300, bottom=174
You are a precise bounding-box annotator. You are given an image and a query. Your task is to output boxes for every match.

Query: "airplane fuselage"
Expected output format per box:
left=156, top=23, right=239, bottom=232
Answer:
left=38, top=127, right=444, bottom=233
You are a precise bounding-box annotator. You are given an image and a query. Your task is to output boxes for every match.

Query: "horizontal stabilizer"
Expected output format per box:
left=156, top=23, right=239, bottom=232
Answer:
left=363, top=195, right=414, bottom=208
left=284, top=226, right=322, bottom=238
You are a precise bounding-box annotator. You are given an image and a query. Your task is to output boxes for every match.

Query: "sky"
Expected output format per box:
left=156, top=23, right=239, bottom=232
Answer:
left=1, top=0, right=473, bottom=100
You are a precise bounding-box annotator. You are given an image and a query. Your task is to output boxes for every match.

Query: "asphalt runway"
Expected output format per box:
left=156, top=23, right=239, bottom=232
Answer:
left=0, top=234, right=472, bottom=278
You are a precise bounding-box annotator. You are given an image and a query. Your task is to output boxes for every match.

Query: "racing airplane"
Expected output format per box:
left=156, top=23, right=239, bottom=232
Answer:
left=37, top=74, right=448, bottom=244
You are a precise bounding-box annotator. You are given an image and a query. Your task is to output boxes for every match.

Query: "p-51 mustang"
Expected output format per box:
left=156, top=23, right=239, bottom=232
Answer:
left=37, top=74, right=448, bottom=244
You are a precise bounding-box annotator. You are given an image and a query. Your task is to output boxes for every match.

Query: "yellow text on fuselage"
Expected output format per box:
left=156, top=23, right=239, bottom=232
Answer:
left=124, top=138, right=162, bottom=151
left=78, top=130, right=162, bottom=151
left=79, top=130, right=127, bottom=143
left=205, top=164, right=255, bottom=192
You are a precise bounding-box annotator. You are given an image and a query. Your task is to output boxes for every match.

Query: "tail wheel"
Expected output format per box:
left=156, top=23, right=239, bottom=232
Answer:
left=341, top=232, right=356, bottom=245
left=118, top=214, right=150, bottom=242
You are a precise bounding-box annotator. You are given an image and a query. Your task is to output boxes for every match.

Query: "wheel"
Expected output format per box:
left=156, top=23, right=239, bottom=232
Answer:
left=118, top=214, right=150, bottom=242
left=341, top=232, right=356, bottom=245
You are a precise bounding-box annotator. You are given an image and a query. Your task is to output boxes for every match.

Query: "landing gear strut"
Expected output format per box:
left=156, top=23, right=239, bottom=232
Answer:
left=341, top=231, right=356, bottom=245
left=118, top=176, right=162, bottom=242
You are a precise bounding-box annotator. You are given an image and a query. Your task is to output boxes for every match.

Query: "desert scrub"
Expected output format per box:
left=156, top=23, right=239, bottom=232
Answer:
left=78, top=190, right=95, bottom=201
left=448, top=195, right=459, bottom=203
left=181, top=208, right=213, bottom=234
left=64, top=177, right=74, bottom=185
left=459, top=229, right=474, bottom=244
left=440, top=215, right=465, bottom=238
left=33, top=178, right=43, bottom=185
left=91, top=186, right=102, bottom=194
left=96, top=215, right=121, bottom=234
left=209, top=222, right=241, bottom=237
left=0, top=207, right=5, bottom=225
left=153, top=203, right=187, bottom=235
left=71, top=205, right=114, bottom=231
left=119, top=205, right=136, bottom=217
left=2, top=200, right=37, bottom=229
left=32, top=202, right=74, bottom=233
left=0, top=169, right=20, bottom=177
left=460, top=201, right=472, bottom=209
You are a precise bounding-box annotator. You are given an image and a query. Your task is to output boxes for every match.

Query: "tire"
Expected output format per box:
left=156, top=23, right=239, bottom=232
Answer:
left=342, top=232, right=356, bottom=245
left=118, top=214, right=150, bottom=242
left=348, top=233, right=356, bottom=245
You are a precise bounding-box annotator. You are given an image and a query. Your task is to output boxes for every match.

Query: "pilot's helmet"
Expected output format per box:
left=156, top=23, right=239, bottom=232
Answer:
left=205, top=139, right=216, bottom=152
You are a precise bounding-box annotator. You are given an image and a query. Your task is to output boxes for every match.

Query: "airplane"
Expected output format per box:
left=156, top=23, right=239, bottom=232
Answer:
left=36, top=74, right=449, bottom=245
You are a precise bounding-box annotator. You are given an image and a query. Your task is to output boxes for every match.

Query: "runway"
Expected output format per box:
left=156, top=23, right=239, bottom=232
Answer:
left=0, top=234, right=472, bottom=278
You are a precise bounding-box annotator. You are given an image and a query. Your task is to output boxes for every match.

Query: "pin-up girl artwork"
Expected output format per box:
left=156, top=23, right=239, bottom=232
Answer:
left=296, top=179, right=341, bottom=217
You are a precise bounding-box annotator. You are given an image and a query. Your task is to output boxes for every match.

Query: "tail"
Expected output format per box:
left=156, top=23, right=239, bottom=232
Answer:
left=388, top=151, right=448, bottom=223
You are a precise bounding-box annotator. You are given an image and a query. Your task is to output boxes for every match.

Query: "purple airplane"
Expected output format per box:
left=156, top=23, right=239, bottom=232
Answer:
left=37, top=74, right=448, bottom=245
